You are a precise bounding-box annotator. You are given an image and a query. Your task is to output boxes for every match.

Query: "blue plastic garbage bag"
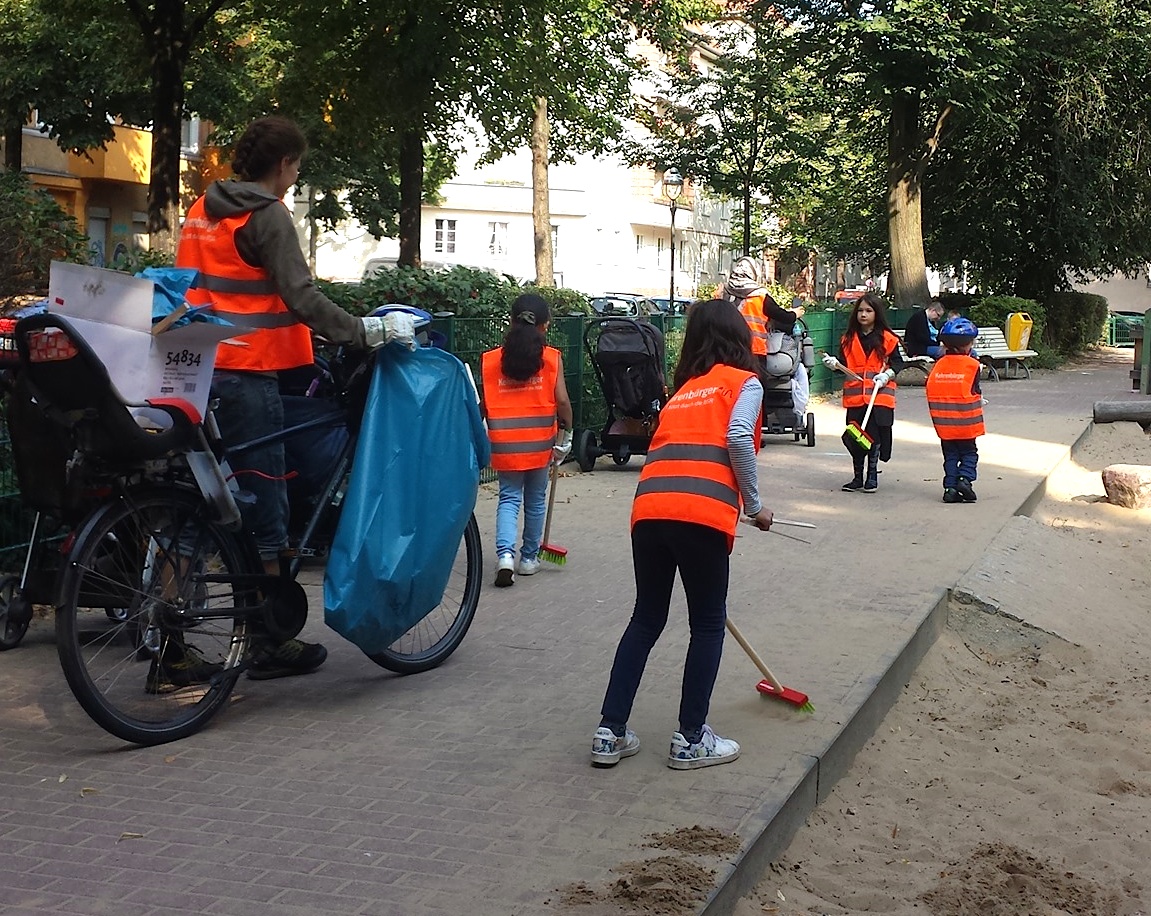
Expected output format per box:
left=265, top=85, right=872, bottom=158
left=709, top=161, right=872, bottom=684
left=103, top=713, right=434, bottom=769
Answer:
left=138, top=267, right=232, bottom=327
left=323, top=344, right=489, bottom=655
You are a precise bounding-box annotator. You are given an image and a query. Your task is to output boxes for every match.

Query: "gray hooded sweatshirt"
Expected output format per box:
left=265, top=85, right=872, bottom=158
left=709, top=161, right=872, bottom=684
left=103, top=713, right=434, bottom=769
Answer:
left=201, top=180, right=366, bottom=351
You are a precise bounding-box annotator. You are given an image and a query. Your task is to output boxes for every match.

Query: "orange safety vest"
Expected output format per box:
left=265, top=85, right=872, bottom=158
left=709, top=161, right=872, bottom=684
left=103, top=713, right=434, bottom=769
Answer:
left=736, top=293, right=769, bottom=356
left=482, top=346, right=560, bottom=471
left=176, top=197, right=313, bottom=372
left=841, top=330, right=899, bottom=410
left=926, top=354, right=985, bottom=439
left=631, top=364, right=759, bottom=547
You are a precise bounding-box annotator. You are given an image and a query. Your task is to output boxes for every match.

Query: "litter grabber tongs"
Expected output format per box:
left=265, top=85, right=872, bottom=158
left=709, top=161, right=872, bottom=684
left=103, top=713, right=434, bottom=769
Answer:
left=739, top=516, right=816, bottom=544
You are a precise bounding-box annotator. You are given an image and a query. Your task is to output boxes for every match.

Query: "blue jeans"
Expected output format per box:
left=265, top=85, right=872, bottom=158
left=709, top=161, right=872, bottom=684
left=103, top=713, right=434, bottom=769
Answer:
left=941, top=438, right=979, bottom=489
left=600, top=520, right=730, bottom=740
left=496, top=465, right=550, bottom=561
left=211, top=371, right=289, bottom=560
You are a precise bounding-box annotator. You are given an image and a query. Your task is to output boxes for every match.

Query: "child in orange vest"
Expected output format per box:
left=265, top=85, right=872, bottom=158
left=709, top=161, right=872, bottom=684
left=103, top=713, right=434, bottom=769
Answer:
left=592, top=299, right=774, bottom=771
left=926, top=317, right=984, bottom=503
left=822, top=293, right=908, bottom=492
left=480, top=295, right=573, bottom=586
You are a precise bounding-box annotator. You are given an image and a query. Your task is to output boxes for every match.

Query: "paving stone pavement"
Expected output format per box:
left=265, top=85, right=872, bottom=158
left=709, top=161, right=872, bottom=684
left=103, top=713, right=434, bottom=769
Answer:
left=0, top=349, right=1136, bottom=915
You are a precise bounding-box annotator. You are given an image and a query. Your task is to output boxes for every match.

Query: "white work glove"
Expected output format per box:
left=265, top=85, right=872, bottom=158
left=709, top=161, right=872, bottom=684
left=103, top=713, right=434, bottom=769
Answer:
left=821, top=352, right=839, bottom=371
left=360, top=312, right=417, bottom=351
left=873, top=370, right=893, bottom=389
left=552, top=428, right=573, bottom=464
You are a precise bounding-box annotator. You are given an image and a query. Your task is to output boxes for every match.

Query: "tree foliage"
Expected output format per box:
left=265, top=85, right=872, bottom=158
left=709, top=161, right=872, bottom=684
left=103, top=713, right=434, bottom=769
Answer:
left=0, top=171, right=87, bottom=301
left=924, top=0, right=1151, bottom=303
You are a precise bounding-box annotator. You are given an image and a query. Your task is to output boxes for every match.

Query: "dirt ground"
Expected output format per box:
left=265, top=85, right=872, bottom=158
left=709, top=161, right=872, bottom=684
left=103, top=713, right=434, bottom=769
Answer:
left=557, top=418, right=1151, bottom=916
left=732, top=419, right=1151, bottom=916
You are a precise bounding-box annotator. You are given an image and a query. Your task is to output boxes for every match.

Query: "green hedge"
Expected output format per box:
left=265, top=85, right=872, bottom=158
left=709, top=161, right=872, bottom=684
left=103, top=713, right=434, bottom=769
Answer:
left=1043, top=291, right=1110, bottom=354
left=318, top=268, right=593, bottom=319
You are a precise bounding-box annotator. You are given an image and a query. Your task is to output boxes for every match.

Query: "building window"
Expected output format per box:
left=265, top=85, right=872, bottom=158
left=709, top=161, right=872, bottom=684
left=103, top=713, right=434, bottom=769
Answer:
left=181, top=117, right=201, bottom=155
left=636, top=234, right=643, bottom=254
left=657, top=237, right=665, bottom=267
left=488, top=221, right=508, bottom=257
left=551, top=224, right=559, bottom=260
left=435, top=219, right=456, bottom=254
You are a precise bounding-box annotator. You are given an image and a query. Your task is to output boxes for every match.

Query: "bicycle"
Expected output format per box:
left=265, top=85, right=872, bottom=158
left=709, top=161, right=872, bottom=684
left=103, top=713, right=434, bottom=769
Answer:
left=9, top=309, right=483, bottom=746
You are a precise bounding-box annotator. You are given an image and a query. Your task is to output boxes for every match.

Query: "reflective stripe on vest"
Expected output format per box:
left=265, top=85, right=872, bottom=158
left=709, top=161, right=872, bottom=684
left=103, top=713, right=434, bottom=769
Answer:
left=176, top=196, right=313, bottom=372
left=926, top=355, right=985, bottom=439
left=841, top=331, right=898, bottom=409
left=482, top=346, right=560, bottom=471
left=737, top=294, right=768, bottom=356
left=631, top=364, right=756, bottom=542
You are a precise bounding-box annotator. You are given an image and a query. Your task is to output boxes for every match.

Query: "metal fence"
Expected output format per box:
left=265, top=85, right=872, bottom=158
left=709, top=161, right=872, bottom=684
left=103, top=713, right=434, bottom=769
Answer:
left=0, top=306, right=911, bottom=569
left=1107, top=313, right=1140, bottom=347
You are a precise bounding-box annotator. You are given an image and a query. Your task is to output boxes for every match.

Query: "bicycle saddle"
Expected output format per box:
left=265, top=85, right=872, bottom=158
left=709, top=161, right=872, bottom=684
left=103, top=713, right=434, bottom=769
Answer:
left=14, top=312, right=200, bottom=461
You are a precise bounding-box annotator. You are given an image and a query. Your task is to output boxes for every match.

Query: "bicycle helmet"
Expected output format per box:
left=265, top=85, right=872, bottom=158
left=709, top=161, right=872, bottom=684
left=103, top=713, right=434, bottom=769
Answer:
left=939, top=316, right=978, bottom=339
left=939, top=316, right=978, bottom=348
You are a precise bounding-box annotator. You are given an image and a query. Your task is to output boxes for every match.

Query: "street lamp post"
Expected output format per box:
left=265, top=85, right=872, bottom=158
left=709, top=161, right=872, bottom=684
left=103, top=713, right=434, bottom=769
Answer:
left=662, top=168, right=683, bottom=308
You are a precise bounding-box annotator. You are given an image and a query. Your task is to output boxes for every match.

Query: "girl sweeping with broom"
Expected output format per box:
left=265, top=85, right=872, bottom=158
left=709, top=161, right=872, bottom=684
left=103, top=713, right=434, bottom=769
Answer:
left=592, top=299, right=774, bottom=771
left=481, top=294, right=573, bottom=587
left=821, top=292, right=908, bottom=493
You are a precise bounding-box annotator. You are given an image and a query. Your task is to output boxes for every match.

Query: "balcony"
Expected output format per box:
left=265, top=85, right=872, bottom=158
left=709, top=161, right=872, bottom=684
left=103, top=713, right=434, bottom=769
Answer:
left=67, top=125, right=151, bottom=185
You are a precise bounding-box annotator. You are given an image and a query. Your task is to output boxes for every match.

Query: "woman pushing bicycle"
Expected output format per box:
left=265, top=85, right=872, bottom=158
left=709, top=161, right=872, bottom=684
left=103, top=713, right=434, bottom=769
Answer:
left=176, top=115, right=414, bottom=684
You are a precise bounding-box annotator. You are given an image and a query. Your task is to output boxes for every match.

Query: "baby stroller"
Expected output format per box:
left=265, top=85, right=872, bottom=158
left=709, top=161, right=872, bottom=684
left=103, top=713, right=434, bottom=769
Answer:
left=761, top=316, right=816, bottom=447
left=574, top=316, right=666, bottom=471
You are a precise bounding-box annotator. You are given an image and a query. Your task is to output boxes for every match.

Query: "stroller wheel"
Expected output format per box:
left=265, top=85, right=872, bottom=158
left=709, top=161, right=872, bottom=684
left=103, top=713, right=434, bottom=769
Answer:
left=575, top=429, right=597, bottom=472
left=0, top=576, right=31, bottom=650
left=612, top=452, right=631, bottom=466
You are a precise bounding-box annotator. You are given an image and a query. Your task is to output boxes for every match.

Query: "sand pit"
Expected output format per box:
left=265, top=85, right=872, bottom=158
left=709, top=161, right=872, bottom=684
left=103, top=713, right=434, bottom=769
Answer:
left=731, top=420, right=1151, bottom=915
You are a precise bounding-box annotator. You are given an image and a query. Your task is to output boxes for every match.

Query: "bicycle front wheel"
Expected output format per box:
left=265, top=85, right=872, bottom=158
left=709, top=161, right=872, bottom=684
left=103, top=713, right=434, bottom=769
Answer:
left=366, top=512, right=482, bottom=674
left=56, top=487, right=255, bottom=745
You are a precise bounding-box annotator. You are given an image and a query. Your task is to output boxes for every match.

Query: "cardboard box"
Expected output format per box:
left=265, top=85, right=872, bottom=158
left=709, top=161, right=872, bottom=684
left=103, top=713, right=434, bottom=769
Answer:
left=47, top=261, right=245, bottom=416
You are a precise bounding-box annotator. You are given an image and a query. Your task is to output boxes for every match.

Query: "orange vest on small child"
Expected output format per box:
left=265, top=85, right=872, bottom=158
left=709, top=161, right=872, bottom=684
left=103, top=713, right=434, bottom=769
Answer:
left=841, top=330, right=899, bottom=410
left=631, top=364, right=759, bottom=549
left=926, top=354, right=985, bottom=439
left=481, top=346, right=560, bottom=471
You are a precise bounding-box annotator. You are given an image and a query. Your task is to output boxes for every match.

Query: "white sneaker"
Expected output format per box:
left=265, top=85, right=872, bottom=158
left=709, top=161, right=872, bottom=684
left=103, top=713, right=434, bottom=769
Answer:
left=667, top=724, right=740, bottom=770
left=517, top=556, right=541, bottom=576
left=591, top=726, right=641, bottom=767
left=494, top=553, right=515, bottom=588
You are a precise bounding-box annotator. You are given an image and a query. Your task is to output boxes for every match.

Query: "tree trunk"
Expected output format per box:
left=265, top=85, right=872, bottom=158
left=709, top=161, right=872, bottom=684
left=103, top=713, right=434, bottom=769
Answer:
left=530, top=97, right=553, bottom=287
left=742, top=181, right=753, bottom=257
left=886, top=95, right=931, bottom=308
left=307, top=186, right=318, bottom=274
left=143, top=2, right=187, bottom=252
left=398, top=130, right=423, bottom=268
left=3, top=124, right=22, bottom=171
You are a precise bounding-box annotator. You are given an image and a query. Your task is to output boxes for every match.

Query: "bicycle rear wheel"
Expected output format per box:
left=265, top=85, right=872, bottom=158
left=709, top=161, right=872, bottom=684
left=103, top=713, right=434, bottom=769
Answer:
left=56, top=487, right=255, bottom=745
left=366, top=512, right=482, bottom=674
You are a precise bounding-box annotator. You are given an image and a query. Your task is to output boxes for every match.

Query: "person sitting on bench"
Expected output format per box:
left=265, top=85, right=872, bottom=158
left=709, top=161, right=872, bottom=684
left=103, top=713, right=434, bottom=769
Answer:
left=902, top=298, right=945, bottom=360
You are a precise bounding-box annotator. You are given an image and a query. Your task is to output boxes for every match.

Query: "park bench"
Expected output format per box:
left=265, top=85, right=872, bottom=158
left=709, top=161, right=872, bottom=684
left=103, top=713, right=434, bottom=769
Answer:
left=893, top=326, right=1036, bottom=382
left=891, top=329, right=936, bottom=385
left=972, top=326, right=1037, bottom=380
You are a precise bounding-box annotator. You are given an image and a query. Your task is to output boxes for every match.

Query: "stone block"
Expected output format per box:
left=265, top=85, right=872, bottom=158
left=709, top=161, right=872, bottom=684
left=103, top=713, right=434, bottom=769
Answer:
left=1101, top=463, right=1151, bottom=509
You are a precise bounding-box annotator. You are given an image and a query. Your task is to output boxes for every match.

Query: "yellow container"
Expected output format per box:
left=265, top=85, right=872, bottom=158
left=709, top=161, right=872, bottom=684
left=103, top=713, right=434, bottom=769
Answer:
left=1005, top=312, right=1033, bottom=350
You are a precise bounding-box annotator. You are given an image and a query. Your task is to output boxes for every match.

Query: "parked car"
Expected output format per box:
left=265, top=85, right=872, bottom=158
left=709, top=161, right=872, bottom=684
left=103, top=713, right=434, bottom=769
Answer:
left=590, top=295, right=643, bottom=317
left=650, top=296, right=693, bottom=315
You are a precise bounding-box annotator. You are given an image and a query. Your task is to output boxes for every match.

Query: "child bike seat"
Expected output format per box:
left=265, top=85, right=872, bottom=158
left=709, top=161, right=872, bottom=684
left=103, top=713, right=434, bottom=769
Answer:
left=14, top=313, right=200, bottom=461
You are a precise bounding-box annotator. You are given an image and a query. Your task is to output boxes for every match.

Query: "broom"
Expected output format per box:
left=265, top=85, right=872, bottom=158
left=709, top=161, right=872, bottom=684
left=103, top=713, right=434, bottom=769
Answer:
left=725, top=618, right=814, bottom=713
left=538, top=462, right=567, bottom=565
left=841, top=374, right=881, bottom=457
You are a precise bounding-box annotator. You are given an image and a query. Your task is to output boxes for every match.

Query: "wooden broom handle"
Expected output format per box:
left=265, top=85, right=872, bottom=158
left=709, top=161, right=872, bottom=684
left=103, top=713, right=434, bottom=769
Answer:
left=725, top=618, right=783, bottom=691
left=541, top=461, right=559, bottom=546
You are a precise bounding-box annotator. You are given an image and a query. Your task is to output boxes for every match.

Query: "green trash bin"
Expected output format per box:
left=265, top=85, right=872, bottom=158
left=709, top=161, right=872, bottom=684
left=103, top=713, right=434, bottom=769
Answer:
left=1005, top=312, right=1033, bottom=350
